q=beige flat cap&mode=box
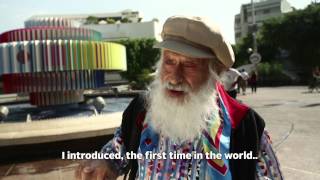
[154,16,235,68]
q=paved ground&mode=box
[238,86,320,180]
[0,86,319,179]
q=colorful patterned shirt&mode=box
[101,95,283,179]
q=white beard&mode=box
[147,76,220,143]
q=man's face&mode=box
[160,50,210,102]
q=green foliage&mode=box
[131,69,154,89]
[233,36,253,67]
[234,21,279,67]
[85,16,99,25]
[121,18,132,23]
[116,39,160,89]
[259,3,320,69]
[106,18,116,24]
[235,3,320,72]
[258,62,283,76]
[257,62,291,86]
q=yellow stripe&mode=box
[101,43,106,69]
[91,41,96,69]
[210,115,221,141]
[203,144,225,167]
[97,42,101,69]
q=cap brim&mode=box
[154,39,215,58]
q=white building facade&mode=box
[82,20,161,41]
[25,9,161,41]
[234,0,293,44]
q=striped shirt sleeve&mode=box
[256,130,284,180]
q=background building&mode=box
[234,0,293,43]
[82,20,161,41]
[25,9,161,41]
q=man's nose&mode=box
[169,65,183,85]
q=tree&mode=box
[85,16,99,25]
[234,3,320,83]
[259,3,320,69]
[116,39,160,89]
[106,18,116,24]
[121,18,132,23]
[233,35,253,67]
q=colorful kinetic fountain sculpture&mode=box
[0,18,127,106]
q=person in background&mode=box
[75,15,283,180]
[249,71,258,93]
[309,66,320,93]
[220,68,241,99]
[237,70,249,95]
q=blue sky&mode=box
[0,0,312,44]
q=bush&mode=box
[121,18,132,23]
[116,39,160,89]
[106,18,116,24]
[257,62,292,86]
[258,62,284,76]
[85,16,99,25]
[129,69,154,90]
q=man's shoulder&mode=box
[217,83,265,131]
[217,83,249,128]
[121,92,148,156]
[127,92,148,111]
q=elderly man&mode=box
[76,16,282,180]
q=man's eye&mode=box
[165,59,176,65]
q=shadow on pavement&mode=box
[301,103,320,108]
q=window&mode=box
[235,18,241,24]
[263,9,270,14]
[235,32,241,38]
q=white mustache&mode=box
[164,82,191,92]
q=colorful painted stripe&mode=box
[0,27,102,43]
[24,18,75,28]
[0,40,126,74]
[1,70,105,94]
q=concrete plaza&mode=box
[0,86,319,179]
[238,86,320,180]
